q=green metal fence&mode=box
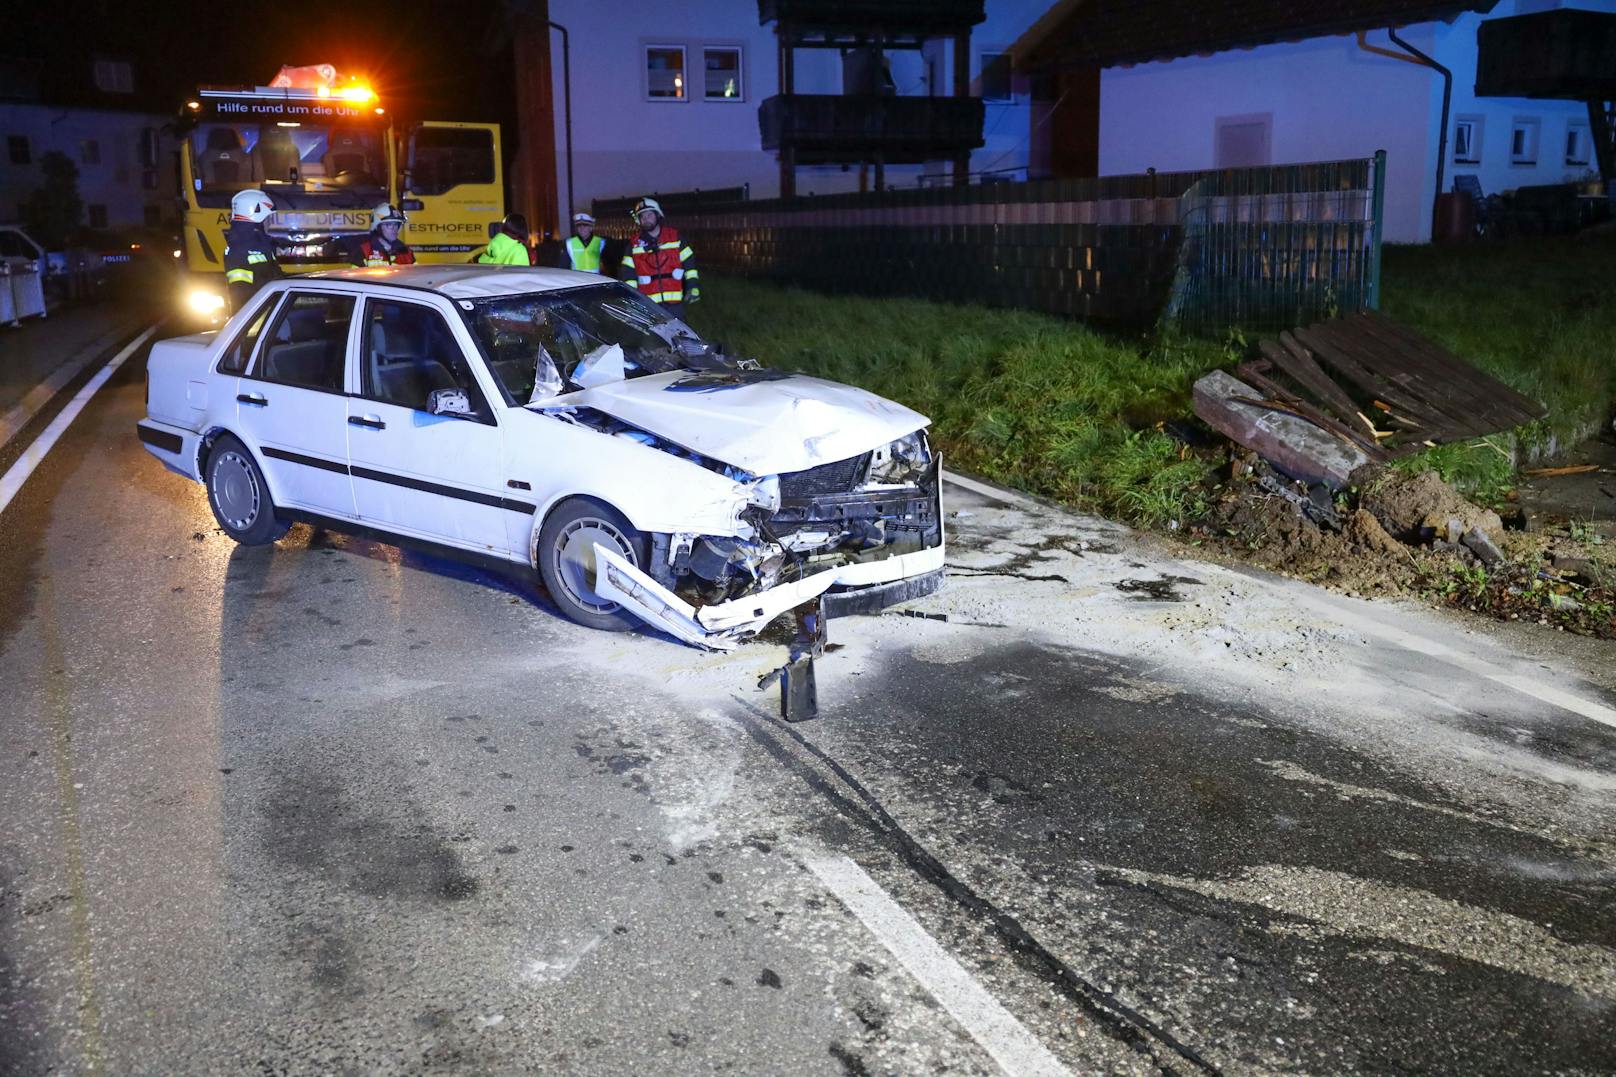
[596,155,1384,334]
[1164,152,1386,335]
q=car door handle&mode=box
[348,415,386,430]
[237,392,267,407]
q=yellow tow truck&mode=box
[175,65,505,322]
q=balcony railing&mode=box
[758,0,984,34]
[758,95,985,163]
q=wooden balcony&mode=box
[1476,9,1616,100]
[758,94,984,164]
[758,0,984,39]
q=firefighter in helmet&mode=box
[223,188,282,312]
[619,197,698,314]
[347,202,416,267]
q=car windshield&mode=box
[465,284,731,406]
[190,122,385,192]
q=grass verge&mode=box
[686,234,1616,526]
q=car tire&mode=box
[204,434,290,545]
[537,497,651,633]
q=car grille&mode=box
[778,453,869,499]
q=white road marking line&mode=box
[0,321,139,448]
[941,468,1040,510]
[1485,674,1616,731]
[806,854,1072,1077]
[940,471,1616,731]
[1187,562,1616,731]
[0,323,160,519]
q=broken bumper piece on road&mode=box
[593,543,947,650]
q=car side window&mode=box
[216,294,279,375]
[360,299,490,418]
[250,292,355,393]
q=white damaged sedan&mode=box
[138,266,943,648]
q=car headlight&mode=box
[867,431,930,484]
[187,289,226,316]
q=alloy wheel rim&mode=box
[554,517,633,615]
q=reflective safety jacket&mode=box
[477,231,531,266]
[223,222,283,312]
[349,233,416,267]
[564,234,605,273]
[620,224,699,305]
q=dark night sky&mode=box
[4,0,517,126]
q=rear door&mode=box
[401,122,504,263]
[234,289,358,519]
[346,295,517,556]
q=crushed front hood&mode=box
[552,369,929,475]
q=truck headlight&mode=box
[187,289,226,317]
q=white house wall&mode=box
[1431,1,1615,208]
[0,104,177,230]
[546,0,1053,210]
[1097,0,1616,244]
[1097,28,1443,243]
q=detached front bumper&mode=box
[594,464,946,650]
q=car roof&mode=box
[302,264,613,300]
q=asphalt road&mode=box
[1,312,1613,1075]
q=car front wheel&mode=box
[537,497,650,632]
[205,434,290,545]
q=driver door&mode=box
[346,296,516,557]
[401,122,504,263]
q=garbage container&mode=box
[0,263,15,325]
[10,262,47,319]
[1433,192,1474,243]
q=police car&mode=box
[137,266,943,648]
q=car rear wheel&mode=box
[537,497,649,632]
[205,434,289,545]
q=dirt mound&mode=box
[1359,468,1503,544]
[1193,457,1614,638]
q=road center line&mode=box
[806,854,1072,1077]
[0,323,160,519]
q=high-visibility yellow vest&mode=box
[565,234,604,272]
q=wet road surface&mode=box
[1,319,1613,1074]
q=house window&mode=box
[645,45,687,101]
[1510,118,1540,165]
[980,51,1012,102]
[92,60,133,94]
[80,139,100,165]
[7,135,28,164]
[703,47,742,100]
[1453,116,1483,164]
[88,204,108,228]
[1214,114,1272,169]
[1565,122,1591,166]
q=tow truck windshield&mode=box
[190,122,384,207]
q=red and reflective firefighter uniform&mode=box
[620,225,699,308]
[348,234,416,267]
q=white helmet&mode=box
[572,211,595,226]
[372,202,407,227]
[231,188,275,223]
[631,197,663,222]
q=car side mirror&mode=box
[427,388,476,418]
